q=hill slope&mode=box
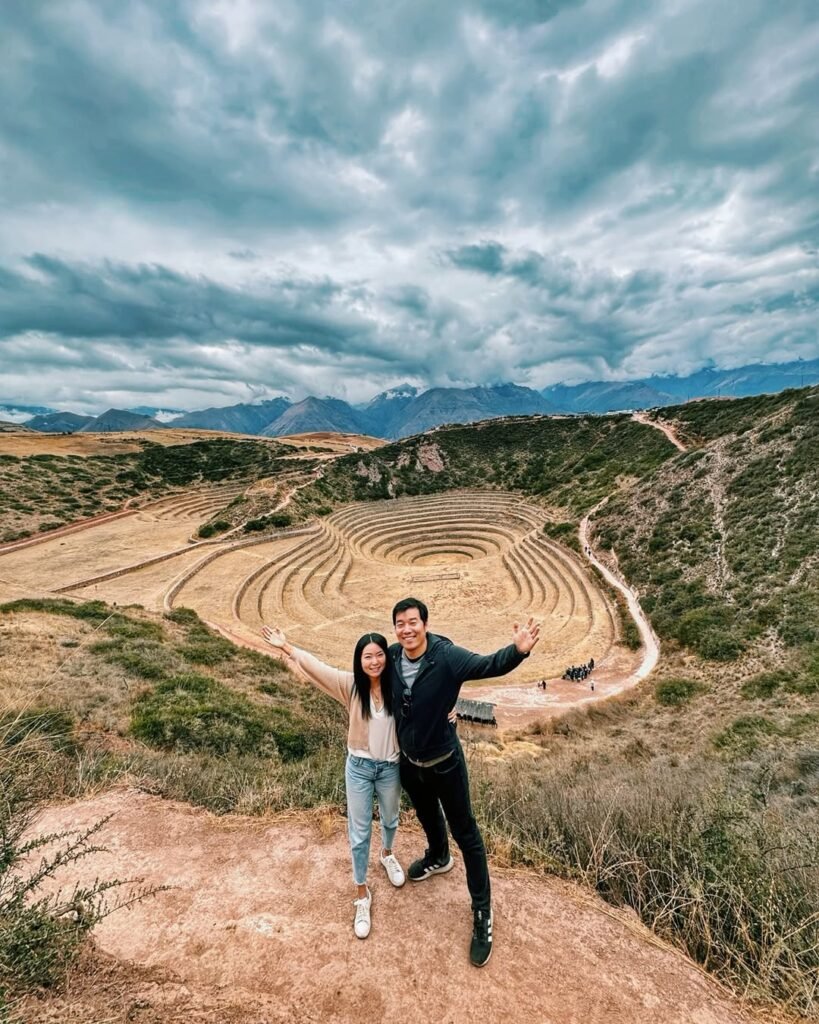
[592,387,819,662]
[293,412,676,517]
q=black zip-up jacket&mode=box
[389,633,527,762]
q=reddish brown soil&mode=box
[22,789,766,1024]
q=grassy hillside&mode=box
[0,438,294,542]
[0,599,345,808]
[293,413,676,518]
[594,387,819,665]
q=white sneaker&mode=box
[353,888,372,939]
[380,852,406,887]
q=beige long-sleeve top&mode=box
[284,646,398,760]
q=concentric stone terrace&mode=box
[172,491,621,683]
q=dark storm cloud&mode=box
[1,0,818,409]
[0,255,367,351]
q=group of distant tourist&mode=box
[262,599,540,967]
[563,658,594,681]
[535,656,597,692]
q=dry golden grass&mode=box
[0,428,281,458]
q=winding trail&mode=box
[579,498,660,688]
[632,411,687,452]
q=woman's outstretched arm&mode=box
[261,624,353,706]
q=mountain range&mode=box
[9,357,819,440]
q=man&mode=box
[389,597,540,967]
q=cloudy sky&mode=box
[2,0,818,413]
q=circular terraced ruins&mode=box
[168,490,640,717]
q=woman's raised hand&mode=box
[262,625,288,648]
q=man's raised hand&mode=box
[512,617,541,654]
[262,625,287,649]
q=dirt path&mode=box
[26,789,762,1024]
[578,498,660,689]
[632,411,687,452]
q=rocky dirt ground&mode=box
[20,789,767,1024]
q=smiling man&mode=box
[389,597,540,967]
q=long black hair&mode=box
[352,633,394,719]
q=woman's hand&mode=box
[262,625,288,651]
[448,708,458,725]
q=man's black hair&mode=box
[392,597,429,624]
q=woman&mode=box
[261,625,406,940]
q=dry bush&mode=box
[470,751,819,1017]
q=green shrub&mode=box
[90,639,174,681]
[697,628,744,661]
[130,673,311,760]
[713,715,780,756]
[741,670,792,700]
[165,606,200,626]
[196,520,231,539]
[655,678,702,706]
[0,725,162,994]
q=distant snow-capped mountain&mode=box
[16,358,819,440]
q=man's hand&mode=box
[512,617,541,654]
[262,625,288,649]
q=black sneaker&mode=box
[407,852,455,881]
[470,908,493,967]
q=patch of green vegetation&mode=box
[196,519,231,538]
[713,715,780,756]
[655,678,702,706]
[0,598,112,623]
[542,520,580,551]
[243,511,293,533]
[178,629,236,666]
[91,639,175,681]
[130,672,313,760]
[741,669,793,700]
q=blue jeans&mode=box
[345,754,401,886]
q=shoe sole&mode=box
[409,858,455,882]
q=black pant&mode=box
[400,738,490,912]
